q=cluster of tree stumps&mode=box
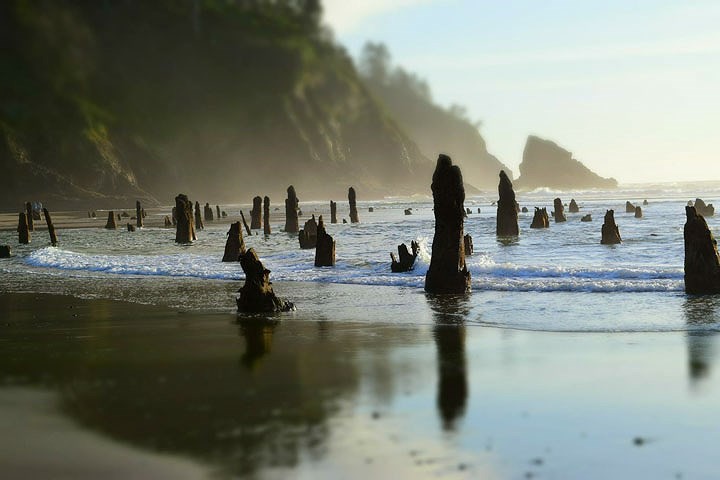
[391,241,419,272]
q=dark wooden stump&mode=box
[263,196,271,235]
[171,207,177,226]
[204,202,214,222]
[216,205,221,219]
[601,209,622,244]
[530,207,549,228]
[569,199,579,213]
[127,223,136,232]
[0,245,10,258]
[175,194,196,243]
[298,215,318,249]
[330,200,337,224]
[625,201,635,213]
[222,222,246,262]
[25,202,34,231]
[425,154,471,294]
[136,201,143,228]
[251,196,262,229]
[684,206,720,293]
[464,234,473,256]
[404,208,412,215]
[105,211,117,230]
[43,208,58,246]
[284,186,299,233]
[349,187,359,223]
[496,170,519,236]
[635,206,643,218]
[194,201,204,230]
[18,212,30,244]
[315,216,335,267]
[164,216,172,228]
[391,240,419,272]
[240,211,252,236]
[695,198,715,217]
[553,198,566,223]
[237,248,294,312]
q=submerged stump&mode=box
[105,211,117,230]
[222,222,246,262]
[175,194,196,243]
[315,216,335,267]
[601,209,622,245]
[284,186,299,233]
[424,154,471,294]
[581,214,592,222]
[391,241,419,273]
[553,198,566,223]
[349,187,359,223]
[684,206,720,293]
[298,215,318,249]
[569,199,579,213]
[496,170,519,236]
[530,207,550,228]
[18,212,30,244]
[237,248,294,312]
[263,196,271,235]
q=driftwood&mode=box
[284,186,299,233]
[349,187,359,223]
[175,194,196,243]
[298,215,318,249]
[136,201,143,228]
[194,201,204,230]
[391,241,419,272]
[263,196,271,235]
[237,248,294,312]
[314,216,335,267]
[222,222,246,262]
[496,170,518,236]
[251,196,262,229]
[18,212,30,244]
[601,210,622,245]
[330,200,337,224]
[240,211,252,236]
[43,208,57,246]
[553,198,566,223]
[105,211,117,230]
[425,154,471,294]
[684,206,720,293]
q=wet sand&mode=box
[1,292,719,479]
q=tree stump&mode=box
[404,208,413,215]
[684,206,720,293]
[216,205,221,219]
[530,207,549,228]
[349,187,359,223]
[0,245,10,258]
[18,212,30,244]
[553,198,566,223]
[25,202,34,231]
[43,208,58,246]
[496,170,519,236]
[284,186,299,233]
[222,221,246,262]
[175,194,196,243]
[464,234,473,256]
[635,206,643,218]
[391,241,419,272]
[194,201,204,230]
[171,207,177,226]
[330,200,337,224]
[127,223,136,232]
[425,154,471,294]
[164,216,172,228]
[298,215,318,249]
[695,198,715,217]
[601,209,622,244]
[136,201,143,228]
[237,248,294,312]
[263,196,271,235]
[569,199,579,213]
[105,211,117,230]
[251,196,262,229]
[204,202,214,222]
[240,211,252,236]
[581,214,592,222]
[315,216,335,267]
[625,201,635,213]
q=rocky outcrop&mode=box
[390,241,419,273]
[600,210,621,245]
[236,249,294,313]
[569,199,579,213]
[136,201,143,228]
[626,201,635,213]
[349,187,359,223]
[496,170,518,236]
[684,206,720,294]
[174,194,196,243]
[635,206,643,218]
[330,201,337,224]
[553,198,566,223]
[314,216,335,267]
[251,196,262,229]
[105,211,117,230]
[18,212,30,243]
[194,201,204,230]
[530,207,550,228]
[581,214,592,222]
[222,222,246,262]
[425,155,471,294]
[516,135,618,189]
[284,186,299,233]
[298,215,318,249]
[694,198,715,217]
[204,202,214,222]
[263,196,271,235]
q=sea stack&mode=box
[25,202,34,231]
[684,206,720,294]
[105,211,117,230]
[204,202,214,222]
[600,210,622,245]
[424,154,471,294]
[553,198,566,223]
[175,194,196,243]
[298,215,318,249]
[496,170,519,236]
[330,201,337,224]
[349,187,359,223]
[134,201,142,228]
[251,196,262,229]
[390,241,419,273]
[194,201,204,230]
[237,249,294,312]
[222,222,246,262]
[18,212,30,244]
[263,196,271,235]
[569,199,579,213]
[635,206,643,218]
[314,216,335,267]
[284,186,299,233]
[43,208,58,246]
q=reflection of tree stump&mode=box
[222,222,246,262]
[434,324,467,431]
[348,187,359,223]
[237,249,294,312]
[601,209,622,245]
[315,216,335,267]
[18,212,30,244]
[238,319,278,369]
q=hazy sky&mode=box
[323,0,720,184]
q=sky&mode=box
[322,0,720,184]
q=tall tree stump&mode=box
[349,187,359,223]
[175,194,196,243]
[315,216,335,267]
[222,222,246,262]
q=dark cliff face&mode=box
[0,1,432,209]
[516,135,618,190]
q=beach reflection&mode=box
[683,296,720,386]
[237,318,278,369]
[427,294,470,432]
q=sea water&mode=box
[2,182,720,332]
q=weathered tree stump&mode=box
[643,199,649,206]
[404,208,413,215]
[553,198,566,223]
[530,207,549,228]
[222,221,246,262]
[263,196,271,235]
[127,223,136,232]
[142,208,146,219]
[87,211,91,218]
[0,245,10,258]
[298,215,318,249]
[601,209,622,244]
[216,205,221,219]
[284,186,299,233]
[315,216,335,267]
[237,248,294,312]
[250,196,262,229]
[171,207,177,226]
[425,154,471,294]
[222,211,227,218]
[91,211,97,218]
[175,194,196,243]
[349,187,359,223]
[391,240,419,272]
[136,200,143,228]
[521,206,528,213]
[240,210,252,236]
[204,202,214,222]
[330,200,337,224]
[164,216,172,228]
[18,212,30,244]
[684,206,720,293]
[635,206,643,218]
[569,199,580,213]
[368,207,374,212]
[43,208,57,246]
[105,211,117,230]
[496,170,519,236]
[625,201,635,213]
[581,214,592,222]
[464,234,473,256]
[342,219,347,224]
[694,198,715,217]
[194,201,204,230]
[466,207,472,215]
[478,207,482,214]
[25,202,34,231]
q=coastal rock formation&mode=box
[569,199,579,213]
[349,187,359,223]
[581,214,592,222]
[0,245,10,258]
[105,211,117,230]
[204,202,214,222]
[516,136,618,189]
[25,202,34,231]
[251,196,262,229]
[425,155,471,294]
[626,201,635,213]
[263,196,271,235]
[530,207,550,228]
[496,170,519,236]
[222,222,246,262]
[237,249,294,313]
[635,206,643,218]
[553,198,566,223]
[330,201,337,224]
[464,234,473,256]
[601,210,622,245]
[284,186,299,233]
[18,212,30,244]
[684,206,720,294]
[194,202,204,230]
[136,201,143,228]
[298,215,318,249]
[174,194,196,243]
[390,241,419,273]
[694,198,715,217]
[314,216,335,267]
